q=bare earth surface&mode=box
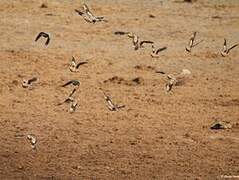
[0,0,239,179]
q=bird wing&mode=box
[140,40,154,47]
[28,77,38,83]
[103,92,115,107]
[83,3,95,17]
[117,105,125,109]
[57,98,70,106]
[191,39,203,48]
[75,9,84,15]
[155,71,166,74]
[189,32,196,47]
[192,32,196,42]
[156,46,167,54]
[223,38,227,51]
[62,81,73,87]
[114,31,128,35]
[83,3,90,13]
[45,36,50,45]
[83,15,95,23]
[106,98,116,111]
[96,16,104,20]
[228,44,238,52]
[69,88,76,97]
[76,61,88,68]
[71,56,76,64]
[35,32,43,42]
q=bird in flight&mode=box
[27,134,37,150]
[70,100,78,113]
[62,80,80,87]
[151,44,167,58]
[165,75,178,92]
[164,69,191,92]
[103,92,125,111]
[22,77,38,88]
[69,56,88,72]
[221,39,238,57]
[35,32,50,46]
[75,3,106,23]
[57,88,76,105]
[185,32,203,52]
[127,32,153,50]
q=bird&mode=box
[62,80,80,87]
[35,32,50,45]
[22,77,38,88]
[127,32,153,50]
[127,32,139,50]
[70,100,78,113]
[27,134,37,150]
[185,32,196,52]
[165,75,178,92]
[57,88,76,105]
[83,3,106,22]
[151,44,167,58]
[103,92,125,111]
[103,92,117,111]
[221,39,238,57]
[69,56,88,72]
[75,3,106,23]
[185,32,203,52]
[75,9,95,23]
[164,69,191,92]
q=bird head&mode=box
[127,32,134,38]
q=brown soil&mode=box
[0,0,239,179]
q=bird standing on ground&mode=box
[35,32,50,45]
[221,38,238,57]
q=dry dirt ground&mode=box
[0,0,239,179]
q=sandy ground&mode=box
[0,0,239,179]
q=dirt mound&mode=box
[103,76,144,86]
